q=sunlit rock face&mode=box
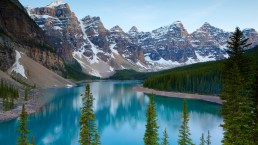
[27,2,147,77]
[27,2,91,63]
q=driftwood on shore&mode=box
[133,85,222,104]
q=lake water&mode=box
[0,81,223,145]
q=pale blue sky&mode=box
[19,0,258,33]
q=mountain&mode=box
[25,1,258,78]
[243,28,258,46]
[129,21,195,70]
[129,21,258,70]
[0,0,73,87]
[1,0,50,71]
[143,45,258,94]
[26,1,87,62]
[27,3,147,77]
[189,22,230,61]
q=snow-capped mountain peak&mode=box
[47,1,65,8]
[129,26,139,33]
[151,20,189,39]
[198,22,226,34]
[110,25,124,33]
[203,22,211,26]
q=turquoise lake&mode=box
[0,81,223,145]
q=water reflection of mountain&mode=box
[91,82,222,137]
[0,81,223,145]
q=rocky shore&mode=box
[133,85,222,104]
[0,89,43,122]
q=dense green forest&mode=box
[0,79,19,110]
[143,46,258,95]
[107,69,155,80]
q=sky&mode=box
[19,0,258,33]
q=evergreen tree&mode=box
[221,62,255,144]
[206,131,211,145]
[144,95,159,145]
[226,27,255,88]
[24,88,28,101]
[161,128,169,145]
[79,84,100,145]
[200,133,205,145]
[0,79,19,111]
[221,27,256,145]
[178,99,193,145]
[226,27,251,58]
[17,104,29,145]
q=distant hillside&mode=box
[143,46,258,95]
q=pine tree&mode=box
[206,130,211,145]
[24,88,28,101]
[178,99,193,145]
[144,95,159,145]
[226,27,255,89]
[161,128,169,145]
[221,27,256,145]
[226,27,251,59]
[79,84,100,145]
[221,62,255,144]
[200,133,205,145]
[17,104,29,145]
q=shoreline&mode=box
[133,85,223,104]
[0,89,43,122]
[0,81,222,122]
[0,80,139,122]
[0,83,77,122]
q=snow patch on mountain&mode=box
[80,20,101,64]
[72,51,102,78]
[195,51,216,62]
[184,57,197,65]
[11,51,27,79]
[144,55,181,71]
[136,61,148,70]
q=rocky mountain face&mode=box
[128,21,196,69]
[189,22,230,61]
[0,0,64,73]
[128,21,258,70]
[27,2,146,77]
[26,1,258,77]
[243,28,258,46]
[27,2,87,63]
[80,15,145,64]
